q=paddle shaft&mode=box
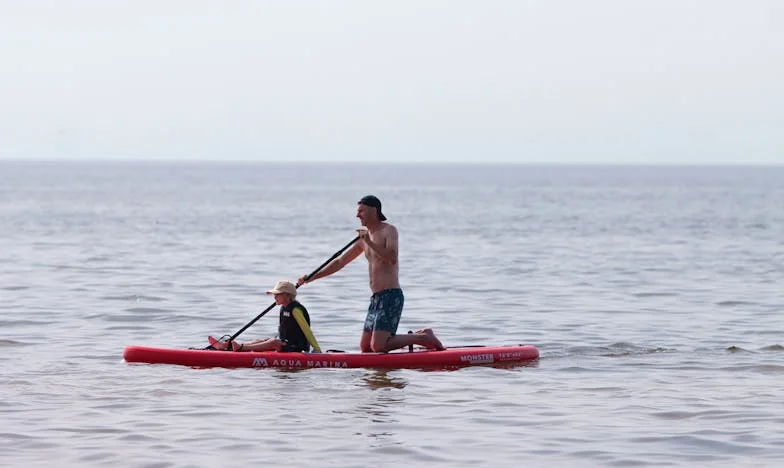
[225,236,359,342]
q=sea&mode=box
[1,161,782,467]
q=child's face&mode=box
[274,293,291,305]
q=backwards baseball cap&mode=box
[266,280,297,297]
[358,195,387,221]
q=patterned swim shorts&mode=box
[363,288,404,334]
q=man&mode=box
[298,195,444,353]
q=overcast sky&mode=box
[1,1,782,164]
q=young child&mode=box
[209,280,321,353]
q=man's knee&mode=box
[370,336,390,352]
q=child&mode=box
[209,280,321,353]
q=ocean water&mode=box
[1,161,782,467]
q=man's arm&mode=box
[301,243,364,284]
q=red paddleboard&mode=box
[123,344,539,369]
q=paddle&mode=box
[206,236,359,350]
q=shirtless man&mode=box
[298,195,444,353]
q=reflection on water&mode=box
[355,370,407,424]
[489,360,540,371]
[322,370,409,447]
[360,370,407,390]
[267,368,306,379]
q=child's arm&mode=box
[292,307,321,353]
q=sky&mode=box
[1,1,782,164]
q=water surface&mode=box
[1,162,782,467]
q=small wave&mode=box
[629,434,766,456]
[101,295,167,302]
[760,344,784,351]
[653,411,698,420]
[107,325,157,331]
[0,320,51,327]
[716,300,758,307]
[84,255,112,263]
[727,345,784,353]
[0,432,36,441]
[124,307,171,314]
[564,342,676,358]
[0,339,23,346]
[602,346,675,357]
[724,364,784,373]
[631,291,678,298]
[94,313,166,323]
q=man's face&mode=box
[356,203,374,226]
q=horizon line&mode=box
[0,159,783,167]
